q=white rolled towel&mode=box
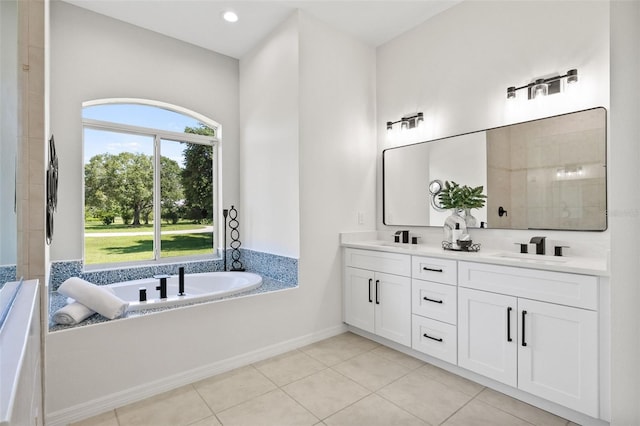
[52,302,95,325]
[53,287,117,325]
[57,277,128,320]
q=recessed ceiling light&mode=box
[222,10,238,23]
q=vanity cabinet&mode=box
[411,256,458,364]
[457,261,599,417]
[344,249,411,346]
[342,245,604,420]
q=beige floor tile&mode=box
[116,385,212,426]
[300,332,379,366]
[371,345,425,370]
[442,399,533,426]
[417,363,485,396]
[378,372,474,425]
[254,349,326,386]
[476,388,569,426]
[217,389,318,426]
[193,365,277,412]
[283,369,370,419]
[187,416,222,426]
[567,422,580,426]
[70,410,119,426]
[324,394,427,426]
[333,351,411,391]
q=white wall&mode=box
[297,8,377,331]
[609,1,640,424]
[49,2,240,261]
[46,10,376,422]
[0,0,18,265]
[240,13,300,257]
[376,1,610,258]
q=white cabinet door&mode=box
[374,272,411,346]
[518,298,598,417]
[344,267,375,334]
[458,287,517,387]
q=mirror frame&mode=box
[382,107,607,231]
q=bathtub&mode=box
[108,272,262,311]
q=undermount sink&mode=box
[492,252,568,263]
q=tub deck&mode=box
[48,275,297,332]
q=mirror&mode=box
[0,0,19,285]
[383,107,607,231]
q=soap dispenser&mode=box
[452,223,462,249]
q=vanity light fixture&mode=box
[507,69,578,100]
[387,112,423,133]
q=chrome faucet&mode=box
[529,236,546,255]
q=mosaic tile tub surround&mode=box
[0,265,17,288]
[49,249,298,330]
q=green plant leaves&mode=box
[437,181,486,210]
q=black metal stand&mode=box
[228,205,245,271]
[222,209,229,271]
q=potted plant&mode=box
[438,181,487,228]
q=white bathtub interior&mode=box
[109,271,263,311]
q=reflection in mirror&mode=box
[383,108,607,231]
[0,0,18,286]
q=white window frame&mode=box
[82,117,220,269]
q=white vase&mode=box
[443,209,467,245]
[464,208,478,228]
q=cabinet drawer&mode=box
[458,261,598,310]
[412,280,457,324]
[412,315,457,364]
[412,256,457,285]
[344,248,410,276]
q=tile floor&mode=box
[71,332,578,426]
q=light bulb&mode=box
[222,11,238,23]
[532,79,548,99]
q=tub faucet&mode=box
[153,274,170,299]
[178,267,185,296]
[529,236,546,255]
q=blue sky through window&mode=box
[83,104,209,167]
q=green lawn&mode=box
[84,232,214,265]
[84,218,213,264]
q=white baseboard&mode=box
[45,324,347,426]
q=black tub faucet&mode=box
[530,236,546,255]
[178,267,185,296]
[153,274,170,299]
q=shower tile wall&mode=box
[487,109,606,230]
[17,0,46,286]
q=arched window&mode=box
[82,100,219,266]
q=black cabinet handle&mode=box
[423,267,443,273]
[423,333,443,342]
[507,307,512,342]
[522,310,527,347]
[375,280,380,305]
[423,296,443,304]
[368,278,372,303]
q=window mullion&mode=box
[154,135,162,260]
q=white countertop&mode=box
[342,240,609,276]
